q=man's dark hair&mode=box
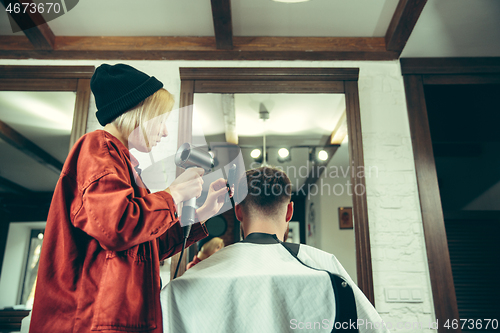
[237,166,292,216]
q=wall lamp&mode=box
[309,147,330,164]
[250,148,267,164]
[277,148,291,163]
[246,145,335,164]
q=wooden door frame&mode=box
[0,65,95,278]
[171,67,375,305]
[400,57,500,333]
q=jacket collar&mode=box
[102,130,141,174]
[241,233,280,244]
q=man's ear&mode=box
[285,201,294,222]
[235,204,243,222]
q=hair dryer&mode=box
[173,143,214,278]
[174,142,214,229]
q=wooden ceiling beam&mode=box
[0,36,398,60]
[0,175,32,195]
[330,111,347,145]
[210,0,233,50]
[0,120,63,174]
[0,0,55,50]
[385,0,428,54]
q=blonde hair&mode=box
[200,237,224,255]
[112,88,175,139]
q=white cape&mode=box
[161,235,389,333]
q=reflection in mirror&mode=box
[192,93,358,284]
[19,229,44,307]
[0,91,76,192]
[0,91,76,309]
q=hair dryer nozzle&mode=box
[175,143,214,172]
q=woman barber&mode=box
[29,64,227,333]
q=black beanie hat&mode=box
[91,64,163,126]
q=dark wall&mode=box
[425,84,500,327]
[0,192,52,279]
[0,219,9,278]
[425,84,500,211]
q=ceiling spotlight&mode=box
[278,148,289,158]
[277,148,291,163]
[318,150,328,161]
[251,149,261,159]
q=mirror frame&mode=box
[172,67,375,305]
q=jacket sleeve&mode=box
[75,172,180,252]
[158,220,208,261]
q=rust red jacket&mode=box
[29,130,207,333]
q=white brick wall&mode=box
[358,63,435,332]
[0,59,435,331]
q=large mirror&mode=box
[0,90,76,309]
[174,68,374,302]
[193,93,357,282]
[0,66,93,313]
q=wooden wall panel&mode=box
[70,79,91,148]
[344,80,374,305]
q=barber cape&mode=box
[161,233,389,333]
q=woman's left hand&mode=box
[196,178,229,223]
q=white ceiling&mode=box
[0,0,215,36]
[193,93,347,189]
[402,0,500,57]
[0,9,21,35]
[0,0,399,37]
[231,0,400,37]
[194,93,345,138]
[0,91,75,192]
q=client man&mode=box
[161,167,389,333]
[186,237,224,269]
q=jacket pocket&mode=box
[91,244,156,331]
